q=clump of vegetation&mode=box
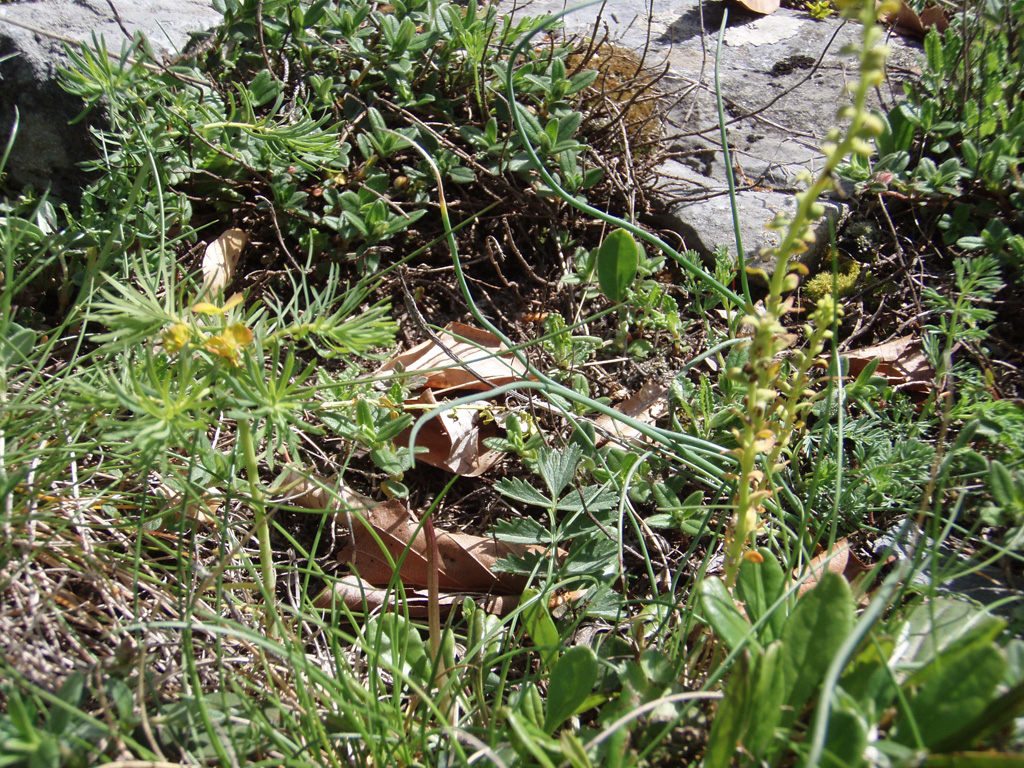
[802,253,861,300]
[839,0,1024,275]
[1,0,1023,765]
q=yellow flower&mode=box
[161,323,191,354]
[204,323,254,366]
[191,292,244,316]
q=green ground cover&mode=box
[1,0,1022,765]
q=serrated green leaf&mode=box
[536,443,581,500]
[596,228,639,303]
[495,477,553,508]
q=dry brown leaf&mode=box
[729,0,780,14]
[376,322,529,391]
[201,228,247,296]
[153,482,221,529]
[796,538,872,599]
[844,335,934,395]
[313,575,519,616]
[338,499,543,593]
[881,1,949,38]
[272,468,375,514]
[376,322,531,475]
[593,380,670,448]
[400,388,503,477]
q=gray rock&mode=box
[504,0,922,273]
[874,521,1023,614]
[653,161,847,275]
[0,0,223,202]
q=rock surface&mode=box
[0,0,922,272]
[0,0,223,201]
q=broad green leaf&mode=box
[840,640,898,716]
[516,682,546,729]
[933,678,1024,754]
[892,598,1004,672]
[924,753,1024,768]
[894,640,1005,750]
[558,731,594,768]
[521,588,560,669]
[544,646,598,733]
[506,708,559,768]
[780,573,855,723]
[817,704,868,768]
[988,461,1017,507]
[596,228,639,303]
[736,548,788,644]
[704,651,754,768]
[367,614,431,685]
[699,576,756,653]
[745,642,787,756]
[369,446,408,476]
[0,322,36,367]
[45,672,84,735]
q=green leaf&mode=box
[0,322,36,367]
[558,731,594,768]
[704,651,753,768]
[699,576,756,653]
[6,688,38,739]
[28,735,59,768]
[596,228,639,303]
[516,682,546,729]
[745,642,787,756]
[988,460,1018,507]
[779,573,854,724]
[248,68,282,107]
[367,614,431,685]
[495,477,554,509]
[736,548,788,644]
[894,640,1006,750]
[893,598,1004,671]
[506,708,559,768]
[544,646,598,733]
[521,588,561,669]
[44,672,84,735]
[536,443,581,500]
[816,704,868,768]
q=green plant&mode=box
[839,0,1024,273]
[802,254,861,301]
[981,460,1024,549]
[806,0,836,19]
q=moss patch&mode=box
[803,256,861,301]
